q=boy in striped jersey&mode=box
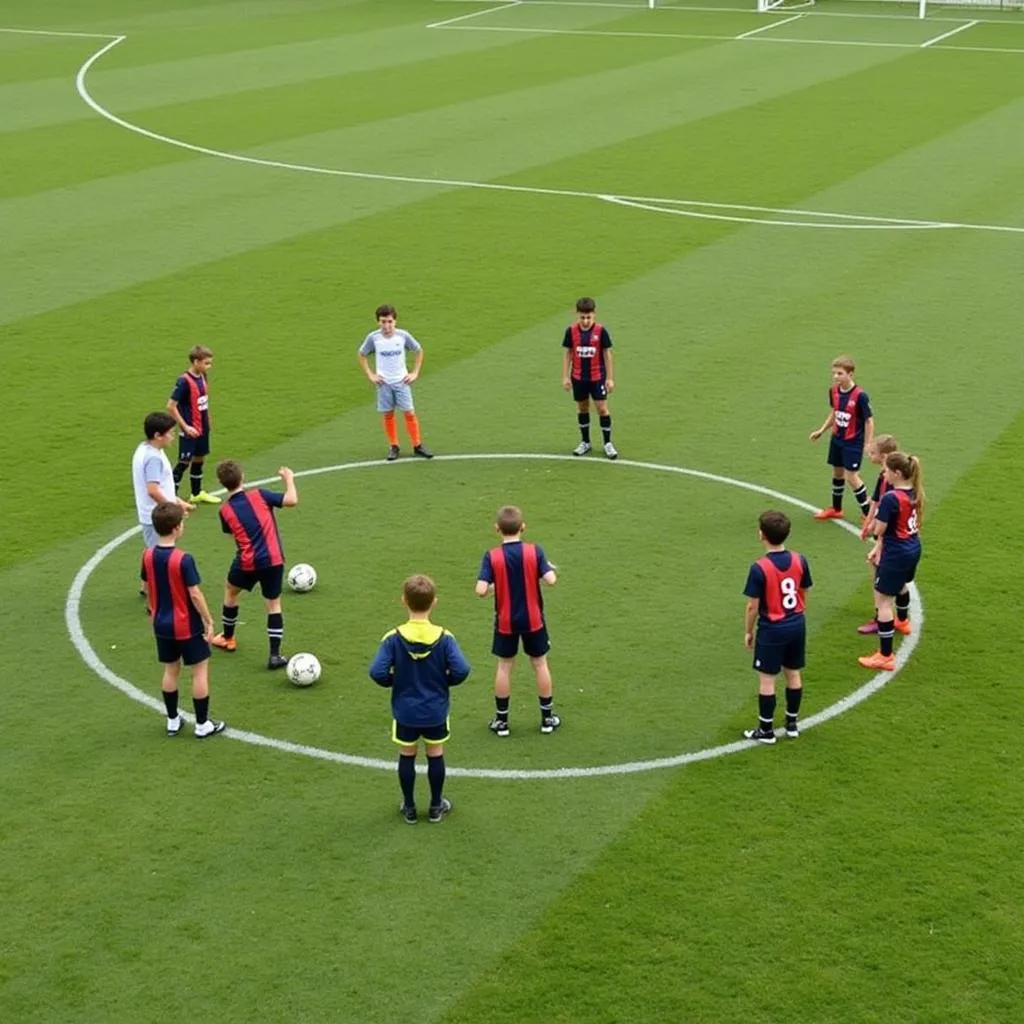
[167,345,220,504]
[211,460,298,669]
[562,297,618,459]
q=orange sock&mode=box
[404,412,421,447]
[383,412,398,446]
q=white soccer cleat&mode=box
[572,441,591,457]
[603,442,619,460]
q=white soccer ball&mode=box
[287,652,321,687]
[287,563,317,593]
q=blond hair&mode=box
[885,452,925,524]
[831,355,855,374]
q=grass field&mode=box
[3,1,1024,1021]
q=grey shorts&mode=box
[377,381,414,413]
[141,522,159,547]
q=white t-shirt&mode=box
[132,441,175,524]
[358,329,422,385]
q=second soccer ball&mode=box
[287,563,317,593]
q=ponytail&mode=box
[885,451,925,524]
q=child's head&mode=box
[151,501,184,539]
[831,356,856,387]
[375,304,397,332]
[496,505,524,537]
[884,451,925,522]
[868,433,899,465]
[575,297,596,327]
[188,344,213,373]
[758,510,791,547]
[216,459,244,491]
[144,411,176,445]
[402,574,436,614]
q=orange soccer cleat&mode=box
[814,508,844,520]
[858,652,896,671]
[893,619,912,636]
[211,634,236,652]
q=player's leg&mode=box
[263,569,287,669]
[594,392,617,460]
[212,580,243,651]
[524,628,559,732]
[188,441,220,504]
[859,584,897,670]
[172,436,193,493]
[159,648,183,736]
[397,386,432,459]
[425,729,451,822]
[782,668,803,738]
[743,672,778,744]
[815,440,846,519]
[573,384,592,455]
[858,557,879,634]
[187,640,224,738]
[378,385,400,459]
[845,464,870,518]
[392,724,419,822]
[489,635,516,736]
[894,585,912,635]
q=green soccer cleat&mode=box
[191,491,222,505]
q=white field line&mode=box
[0,25,119,39]
[1,26,1020,235]
[426,0,522,29]
[433,0,1024,26]
[432,20,1024,56]
[66,454,925,780]
[735,12,805,39]
[921,18,978,46]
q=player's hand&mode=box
[744,631,754,649]
[605,379,615,394]
[278,466,294,481]
[368,373,384,386]
[859,520,873,541]
[867,545,881,566]
[809,429,822,442]
[402,371,418,384]
[183,424,200,438]
[202,620,215,643]
[178,499,195,515]
[562,377,571,391]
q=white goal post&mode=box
[746,0,1024,17]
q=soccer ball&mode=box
[287,563,317,593]
[287,652,321,687]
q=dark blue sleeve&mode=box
[535,545,552,576]
[600,327,612,349]
[170,375,187,403]
[259,488,286,508]
[478,551,493,583]
[871,474,883,503]
[800,555,813,591]
[368,638,394,687]
[444,635,471,686]
[181,553,201,587]
[858,390,872,420]
[743,564,764,600]
[876,492,897,527]
[561,328,572,349]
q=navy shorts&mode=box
[492,627,550,659]
[875,550,920,597]
[827,437,863,472]
[392,719,450,745]
[178,432,211,459]
[156,634,210,666]
[753,621,806,676]
[228,561,284,599]
[572,379,608,403]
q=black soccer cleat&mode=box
[743,726,777,746]
[489,716,510,738]
[267,653,289,670]
[400,803,418,825]
[413,444,434,459]
[428,797,452,823]
[540,715,561,735]
[784,720,800,739]
[387,445,400,461]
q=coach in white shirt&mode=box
[132,412,193,549]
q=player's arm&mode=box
[368,637,395,686]
[357,346,383,385]
[541,569,557,586]
[403,336,423,384]
[744,597,759,648]
[863,414,875,451]
[444,634,471,686]
[476,553,494,597]
[561,331,573,390]
[604,349,615,394]
[167,383,200,438]
[278,467,298,507]
[188,585,215,642]
[475,579,493,597]
[809,410,834,442]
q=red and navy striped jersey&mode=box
[478,541,553,635]
[141,545,204,639]
[876,488,920,554]
[871,471,894,504]
[219,488,286,570]
[743,550,812,625]
[170,371,210,435]
[829,386,871,443]
[562,323,612,382]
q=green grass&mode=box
[2,1,1023,1021]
